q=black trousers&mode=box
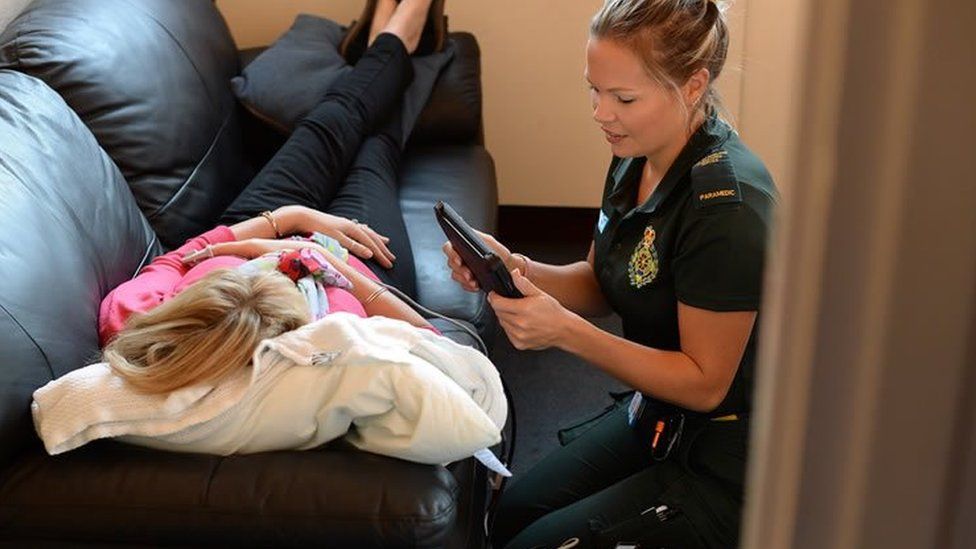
[221,33,417,296]
[491,404,748,549]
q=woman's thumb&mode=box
[511,269,540,296]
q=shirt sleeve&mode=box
[673,204,768,312]
[98,226,237,345]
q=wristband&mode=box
[260,210,282,239]
[363,286,388,305]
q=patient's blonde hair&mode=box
[104,269,309,394]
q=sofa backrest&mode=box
[236,30,488,183]
[0,69,162,466]
[409,32,485,148]
[0,0,248,248]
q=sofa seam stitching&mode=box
[120,0,217,112]
[201,456,223,505]
[0,302,55,381]
[131,234,159,276]
[146,112,232,221]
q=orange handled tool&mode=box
[651,420,666,450]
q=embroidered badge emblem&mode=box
[628,225,659,288]
[695,150,728,168]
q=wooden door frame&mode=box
[742,0,976,547]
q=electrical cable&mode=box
[379,283,487,354]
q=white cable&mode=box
[379,282,488,355]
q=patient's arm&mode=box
[227,205,396,269]
[321,249,433,330]
[191,239,433,331]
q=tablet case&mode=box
[435,201,523,298]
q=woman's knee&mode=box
[490,486,550,548]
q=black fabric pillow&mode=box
[232,14,455,141]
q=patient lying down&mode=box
[31,240,508,472]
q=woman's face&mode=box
[585,37,689,160]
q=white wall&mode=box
[737,0,804,206]
[0,0,31,33]
[216,0,756,207]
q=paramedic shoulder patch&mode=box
[691,150,741,209]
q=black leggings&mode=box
[221,33,417,296]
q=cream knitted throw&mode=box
[32,313,507,470]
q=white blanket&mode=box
[32,313,507,468]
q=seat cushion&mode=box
[399,145,498,334]
[0,0,248,248]
[0,70,160,466]
[0,442,461,548]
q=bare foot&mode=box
[368,0,398,46]
[380,0,433,53]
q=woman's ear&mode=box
[683,68,710,109]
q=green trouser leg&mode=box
[491,405,745,549]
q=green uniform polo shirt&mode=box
[592,116,777,416]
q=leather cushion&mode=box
[400,145,498,334]
[0,70,160,467]
[0,0,248,248]
[0,442,460,548]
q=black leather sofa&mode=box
[0,0,499,547]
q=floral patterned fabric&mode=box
[238,232,353,321]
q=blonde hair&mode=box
[104,269,309,394]
[591,0,731,119]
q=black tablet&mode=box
[435,201,523,298]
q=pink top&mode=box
[98,226,384,346]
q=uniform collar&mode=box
[608,116,733,216]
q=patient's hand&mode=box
[182,238,317,264]
[183,238,355,276]
[277,205,395,269]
